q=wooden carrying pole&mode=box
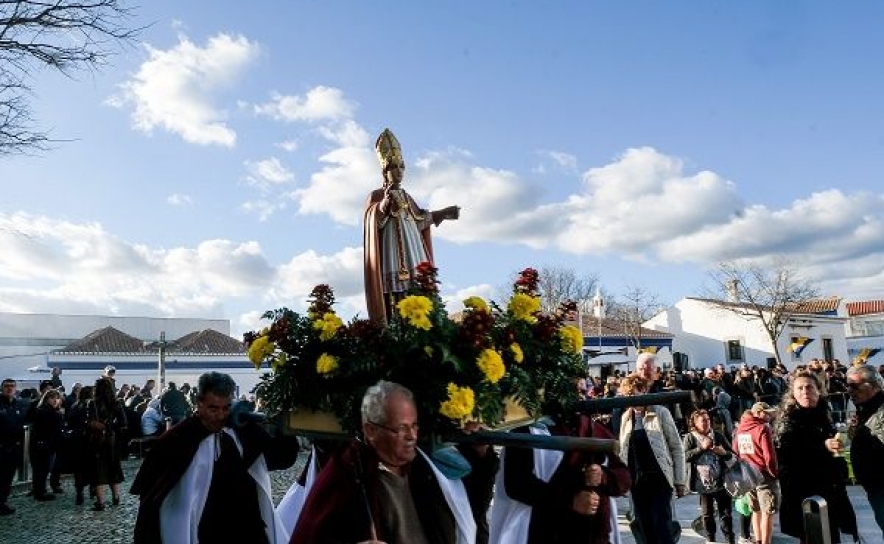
[444,430,619,454]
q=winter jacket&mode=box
[853,390,884,494]
[732,412,777,481]
[619,405,686,489]
[683,429,734,493]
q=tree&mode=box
[495,266,599,315]
[607,284,664,350]
[1,0,138,154]
[703,258,820,365]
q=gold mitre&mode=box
[375,128,403,170]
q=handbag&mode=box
[723,458,764,498]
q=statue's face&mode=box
[384,161,405,187]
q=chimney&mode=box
[726,280,739,303]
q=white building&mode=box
[0,312,265,395]
[844,300,884,367]
[644,297,849,371]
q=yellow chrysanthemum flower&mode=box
[316,353,339,375]
[463,296,488,312]
[272,352,288,372]
[397,295,433,330]
[476,348,506,384]
[559,325,584,353]
[248,335,276,369]
[510,342,524,363]
[313,312,344,341]
[508,293,540,322]
[439,383,475,420]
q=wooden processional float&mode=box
[250,390,692,456]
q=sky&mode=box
[2,1,884,339]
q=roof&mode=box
[685,296,842,316]
[846,300,884,317]
[54,327,245,355]
[786,296,841,314]
[577,316,673,339]
[157,329,246,354]
[58,326,145,353]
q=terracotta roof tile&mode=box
[168,329,246,354]
[56,326,145,353]
[577,316,673,339]
[846,300,884,317]
[687,296,842,316]
[55,327,245,355]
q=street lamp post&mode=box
[157,331,167,393]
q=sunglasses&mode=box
[846,382,867,390]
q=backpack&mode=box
[691,432,722,492]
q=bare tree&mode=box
[1,0,139,154]
[607,284,664,350]
[703,258,820,365]
[537,265,599,314]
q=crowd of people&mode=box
[0,366,259,515]
[1,356,883,544]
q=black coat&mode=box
[775,402,850,542]
[131,416,299,544]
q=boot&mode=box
[91,501,104,511]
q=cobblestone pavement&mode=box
[0,454,305,544]
[2,453,880,543]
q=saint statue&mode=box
[363,128,460,324]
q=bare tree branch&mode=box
[537,265,599,314]
[607,284,664,349]
[0,0,140,154]
[701,258,820,365]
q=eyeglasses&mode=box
[369,421,419,437]
[846,382,867,390]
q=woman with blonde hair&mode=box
[619,374,686,544]
[774,370,857,543]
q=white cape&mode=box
[488,425,620,544]
[158,427,287,544]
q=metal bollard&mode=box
[19,425,31,482]
[802,495,832,544]
[165,417,172,431]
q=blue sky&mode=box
[2,1,884,337]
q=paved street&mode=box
[1,453,880,543]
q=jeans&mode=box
[632,475,677,544]
[699,489,734,541]
[868,488,884,539]
[0,443,22,504]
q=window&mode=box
[822,337,834,363]
[867,320,884,336]
[726,339,744,362]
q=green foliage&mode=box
[245,266,587,437]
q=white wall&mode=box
[645,298,849,371]
[0,312,240,386]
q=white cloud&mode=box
[240,196,292,222]
[167,193,193,206]
[0,213,276,317]
[535,149,578,173]
[253,86,356,123]
[109,32,260,146]
[275,139,299,152]
[292,122,376,225]
[244,157,295,189]
[271,246,367,317]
